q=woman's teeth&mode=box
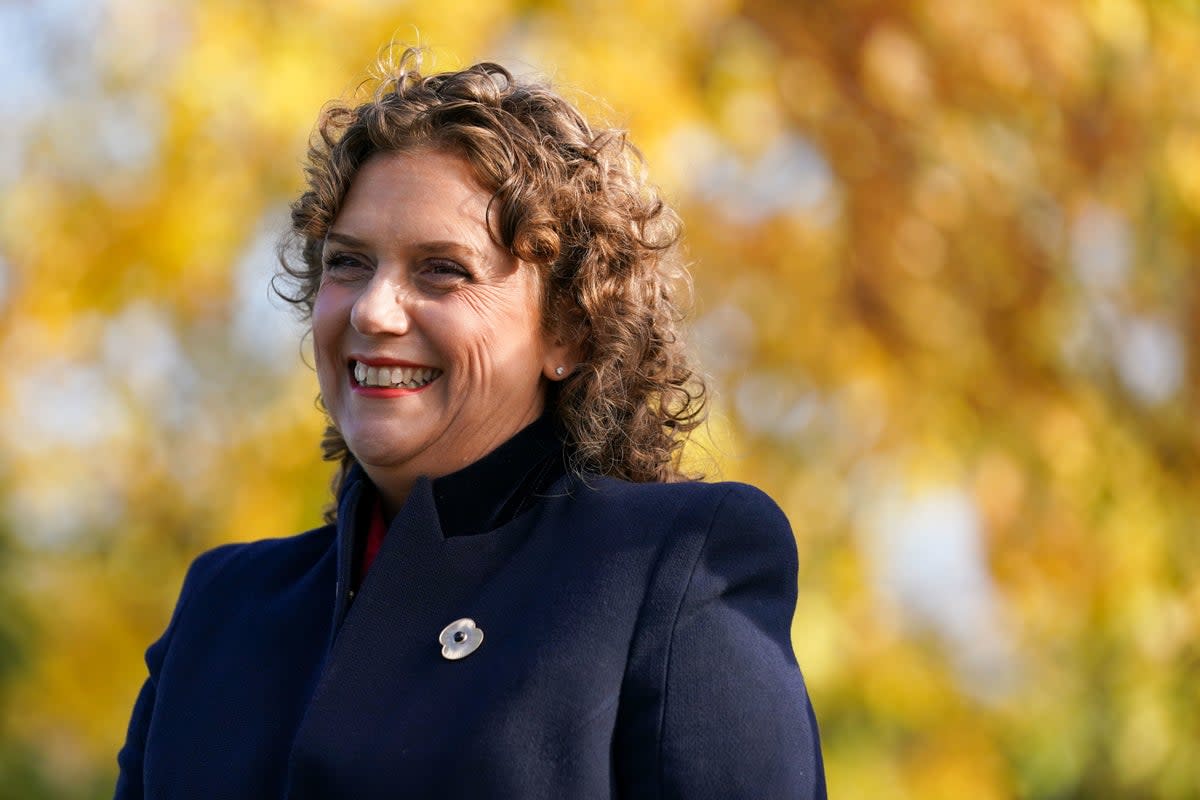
[354,362,441,389]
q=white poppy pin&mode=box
[439,618,484,660]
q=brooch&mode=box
[439,618,484,660]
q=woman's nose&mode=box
[350,275,412,336]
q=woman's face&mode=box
[312,148,567,504]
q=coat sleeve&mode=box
[113,546,236,799]
[624,483,827,799]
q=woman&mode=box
[115,51,826,799]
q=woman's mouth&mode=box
[351,360,442,389]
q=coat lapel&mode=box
[286,475,545,797]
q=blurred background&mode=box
[0,0,1197,797]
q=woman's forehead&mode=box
[332,150,494,243]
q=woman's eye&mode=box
[322,253,371,279]
[422,260,471,282]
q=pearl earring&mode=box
[554,366,565,376]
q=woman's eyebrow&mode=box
[324,232,481,260]
[324,230,368,248]
[410,240,483,259]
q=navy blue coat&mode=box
[115,454,826,798]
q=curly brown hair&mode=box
[275,49,706,508]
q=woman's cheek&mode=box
[311,290,346,388]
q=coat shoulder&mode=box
[570,476,791,538]
[573,474,776,503]
[180,525,336,600]
[561,476,797,579]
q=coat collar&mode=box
[336,413,566,540]
[328,416,568,644]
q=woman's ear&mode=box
[542,334,584,381]
[542,313,587,382]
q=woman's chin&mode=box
[344,434,427,474]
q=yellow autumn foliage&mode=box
[0,0,1197,797]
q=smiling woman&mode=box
[114,48,826,799]
[312,149,567,516]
